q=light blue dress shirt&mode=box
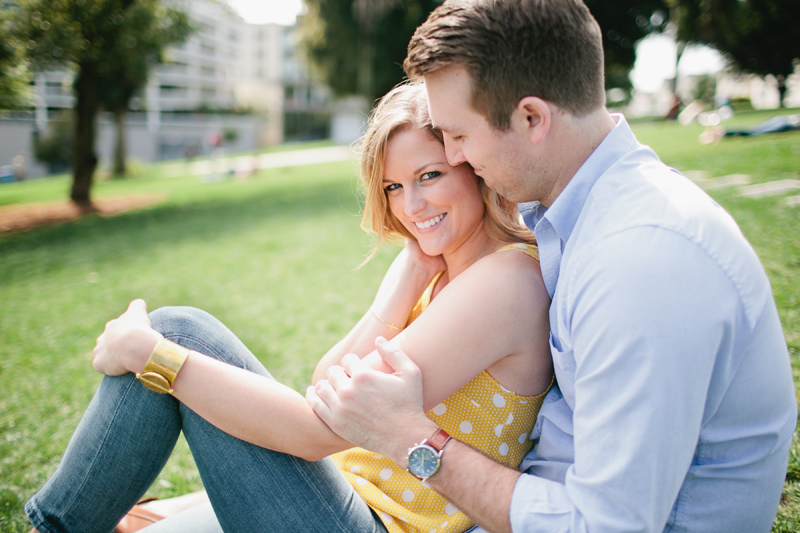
[481,115,795,532]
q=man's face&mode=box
[424,65,538,204]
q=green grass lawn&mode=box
[0,108,798,531]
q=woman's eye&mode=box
[384,183,402,192]
[421,171,441,181]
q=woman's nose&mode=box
[404,188,426,216]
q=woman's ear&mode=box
[513,97,551,145]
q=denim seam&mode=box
[287,454,373,533]
[160,327,373,530]
[56,376,140,531]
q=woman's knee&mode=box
[149,306,220,338]
[148,306,271,377]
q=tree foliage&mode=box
[585,0,669,91]
[7,0,191,204]
[301,0,441,105]
[675,0,800,106]
[98,3,192,177]
[0,8,33,109]
[301,0,667,104]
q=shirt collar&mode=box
[520,113,641,244]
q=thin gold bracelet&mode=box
[370,307,402,331]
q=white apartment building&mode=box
[0,0,299,177]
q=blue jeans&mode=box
[25,307,389,533]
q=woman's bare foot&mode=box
[138,490,209,518]
[28,491,209,533]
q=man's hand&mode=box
[306,337,436,462]
[93,299,161,376]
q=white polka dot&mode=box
[432,403,446,415]
[356,477,368,486]
[399,516,408,522]
[519,432,528,444]
[382,493,393,501]
[459,420,473,434]
[470,399,481,408]
[520,400,528,404]
[441,522,449,528]
[505,413,514,425]
[514,243,526,250]
[494,424,504,437]
[381,512,393,523]
[379,468,393,480]
[402,489,415,502]
[372,454,383,460]
[445,502,459,515]
[349,465,361,475]
[493,394,506,408]
[422,481,432,489]
[499,442,509,456]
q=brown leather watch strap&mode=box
[427,428,451,452]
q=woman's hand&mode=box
[369,238,446,325]
[375,238,446,306]
[401,237,446,282]
[93,299,161,376]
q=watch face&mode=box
[408,445,440,478]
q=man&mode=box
[307,0,797,531]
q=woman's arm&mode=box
[312,240,445,383]
[355,250,552,409]
[93,301,350,461]
[95,251,549,462]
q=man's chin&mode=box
[487,182,524,203]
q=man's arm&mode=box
[308,339,520,533]
[310,228,762,532]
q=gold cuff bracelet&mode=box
[136,338,190,394]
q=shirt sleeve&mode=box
[509,226,745,532]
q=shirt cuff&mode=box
[509,473,580,533]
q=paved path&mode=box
[685,171,800,207]
[163,145,354,179]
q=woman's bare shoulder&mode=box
[450,245,548,311]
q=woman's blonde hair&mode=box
[358,81,535,264]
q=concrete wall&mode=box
[0,113,266,179]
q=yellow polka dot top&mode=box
[332,243,549,533]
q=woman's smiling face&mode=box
[383,127,486,257]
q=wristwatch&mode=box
[407,428,451,482]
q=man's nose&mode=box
[444,139,466,167]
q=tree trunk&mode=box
[113,108,127,178]
[777,75,787,108]
[669,40,687,94]
[70,66,99,210]
[358,28,374,104]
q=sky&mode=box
[630,34,726,93]
[227,0,304,26]
[228,0,726,94]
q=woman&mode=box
[27,83,552,533]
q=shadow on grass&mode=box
[0,179,360,287]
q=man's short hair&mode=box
[404,0,606,128]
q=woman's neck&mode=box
[439,223,506,287]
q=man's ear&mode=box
[513,97,551,145]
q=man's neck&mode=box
[540,108,616,207]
